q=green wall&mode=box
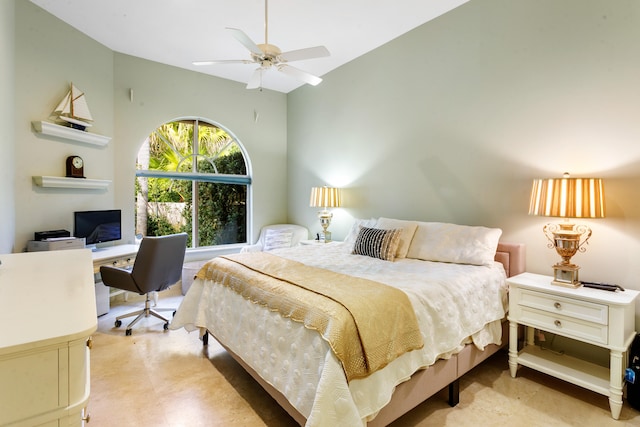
[8,0,640,294]
[9,0,288,256]
[287,0,640,290]
[13,0,115,251]
[112,53,287,252]
[0,0,15,253]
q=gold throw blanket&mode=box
[196,252,424,381]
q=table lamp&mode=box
[309,186,342,242]
[528,173,605,288]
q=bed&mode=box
[171,218,526,426]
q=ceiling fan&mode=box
[193,0,330,89]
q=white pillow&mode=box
[406,222,502,266]
[263,229,293,251]
[375,217,419,259]
[344,218,378,244]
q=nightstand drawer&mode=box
[519,306,608,344]
[519,289,608,325]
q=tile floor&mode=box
[89,288,640,426]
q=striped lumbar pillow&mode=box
[352,226,402,261]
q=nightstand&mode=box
[300,239,323,245]
[299,239,342,245]
[507,273,639,419]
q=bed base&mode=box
[201,320,507,426]
[367,321,508,426]
[200,242,525,426]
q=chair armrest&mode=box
[99,266,141,293]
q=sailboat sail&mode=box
[52,83,93,130]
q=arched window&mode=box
[135,118,250,248]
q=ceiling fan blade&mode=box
[279,46,330,63]
[246,68,264,89]
[226,27,263,56]
[276,64,322,86]
[193,59,254,66]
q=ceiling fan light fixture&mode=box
[257,43,281,57]
[192,0,329,89]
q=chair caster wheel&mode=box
[163,323,169,331]
[115,320,122,328]
[125,329,132,336]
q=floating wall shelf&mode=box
[32,176,111,190]
[32,121,111,147]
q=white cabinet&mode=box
[508,273,639,419]
[0,249,97,426]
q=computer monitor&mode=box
[73,209,122,246]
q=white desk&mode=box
[91,244,139,273]
[0,249,97,426]
[92,244,139,315]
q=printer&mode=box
[27,237,86,252]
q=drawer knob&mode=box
[554,302,562,310]
[554,320,562,328]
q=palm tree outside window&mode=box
[135,118,250,248]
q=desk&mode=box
[92,244,139,315]
[91,244,139,273]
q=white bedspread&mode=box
[171,242,508,426]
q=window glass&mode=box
[135,119,250,248]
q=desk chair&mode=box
[100,233,188,335]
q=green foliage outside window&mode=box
[135,119,249,248]
[183,152,247,246]
[147,213,183,237]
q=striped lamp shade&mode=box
[309,186,342,208]
[528,173,605,218]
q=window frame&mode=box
[135,117,252,249]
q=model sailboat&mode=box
[51,83,93,131]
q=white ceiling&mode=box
[30,0,469,93]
